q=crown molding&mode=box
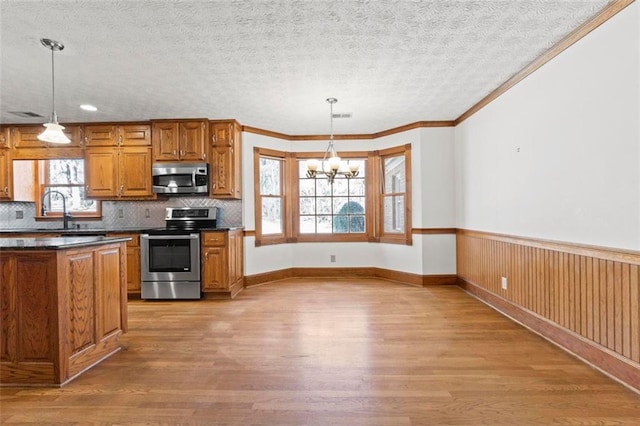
[243,0,633,140]
[242,120,455,141]
[454,0,635,125]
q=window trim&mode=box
[376,144,412,245]
[253,147,288,246]
[253,144,412,246]
[292,151,371,243]
[35,159,102,220]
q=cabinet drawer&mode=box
[202,232,226,247]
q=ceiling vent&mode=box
[332,113,352,119]
[9,111,45,118]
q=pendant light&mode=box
[37,38,70,144]
[306,98,359,184]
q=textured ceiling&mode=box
[0,0,609,135]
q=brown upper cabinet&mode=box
[0,127,9,148]
[83,124,151,147]
[0,128,8,199]
[0,126,36,202]
[151,119,208,162]
[84,124,154,199]
[210,120,242,199]
[9,124,84,159]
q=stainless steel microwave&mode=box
[152,162,209,195]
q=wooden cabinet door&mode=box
[59,124,84,148]
[85,147,118,197]
[227,230,243,286]
[10,126,43,148]
[119,146,153,197]
[152,122,179,161]
[210,121,241,199]
[179,121,207,161]
[211,121,233,147]
[0,127,9,148]
[65,251,97,353]
[125,246,141,293]
[120,124,151,146]
[211,146,235,197]
[84,125,118,147]
[0,149,12,200]
[107,233,140,294]
[94,246,123,338]
[9,125,83,159]
[202,246,227,290]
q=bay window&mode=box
[254,144,411,245]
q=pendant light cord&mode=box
[329,99,334,143]
[50,45,56,122]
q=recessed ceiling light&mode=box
[80,104,98,112]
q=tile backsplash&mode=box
[0,198,242,230]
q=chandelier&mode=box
[37,38,71,144]
[306,98,359,185]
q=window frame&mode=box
[253,147,289,246]
[253,143,412,246]
[292,151,372,243]
[35,158,102,220]
[375,144,412,245]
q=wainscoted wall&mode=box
[0,197,242,230]
[457,229,640,391]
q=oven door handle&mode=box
[141,233,200,240]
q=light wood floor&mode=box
[2,278,640,425]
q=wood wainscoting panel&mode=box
[457,229,640,391]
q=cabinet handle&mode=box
[205,252,209,260]
[212,183,217,190]
[86,185,90,192]
[173,150,177,155]
[3,186,8,194]
[119,184,124,196]
[118,135,123,145]
[203,152,206,160]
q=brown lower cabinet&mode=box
[201,229,244,299]
[0,241,128,386]
[107,233,141,296]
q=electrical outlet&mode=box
[15,210,23,219]
[501,276,508,290]
[118,208,124,218]
[330,255,336,263]
[145,208,150,218]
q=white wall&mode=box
[242,128,457,276]
[455,2,640,250]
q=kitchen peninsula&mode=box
[0,235,129,386]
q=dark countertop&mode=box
[0,226,244,235]
[0,227,142,235]
[0,236,132,251]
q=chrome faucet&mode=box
[41,190,72,230]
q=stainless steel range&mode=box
[140,207,217,299]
